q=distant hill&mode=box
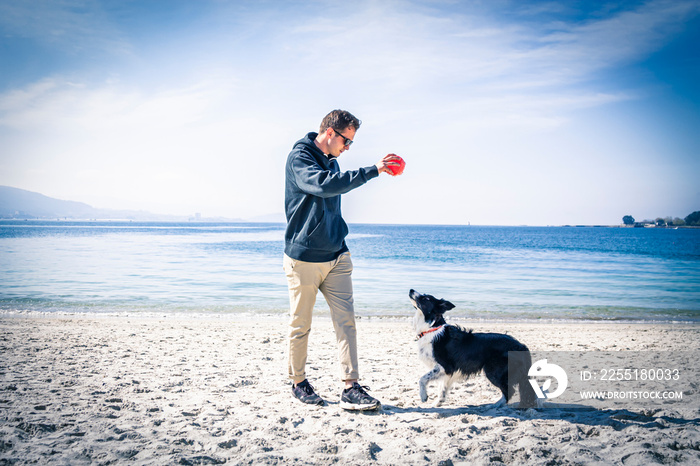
[0,186,97,219]
[0,186,263,222]
[0,186,181,220]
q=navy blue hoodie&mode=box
[284,132,379,262]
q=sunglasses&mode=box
[333,128,354,147]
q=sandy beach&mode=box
[1,316,698,465]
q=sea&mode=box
[1,221,698,322]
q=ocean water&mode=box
[0,221,698,322]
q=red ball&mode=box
[387,155,405,176]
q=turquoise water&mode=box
[0,221,698,321]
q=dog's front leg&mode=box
[419,365,444,403]
[436,374,456,407]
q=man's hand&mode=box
[376,154,404,175]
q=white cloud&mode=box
[536,0,700,70]
[0,0,698,224]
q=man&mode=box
[283,109,401,410]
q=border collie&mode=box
[410,289,537,408]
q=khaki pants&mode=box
[283,252,359,383]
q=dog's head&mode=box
[409,289,454,331]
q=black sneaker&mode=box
[340,382,380,411]
[292,380,324,406]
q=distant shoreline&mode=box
[2,311,698,325]
[1,218,699,228]
[562,224,700,229]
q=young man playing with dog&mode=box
[284,109,401,410]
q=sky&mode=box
[1,0,699,226]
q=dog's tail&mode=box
[513,350,537,409]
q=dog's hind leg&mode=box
[484,360,511,407]
[419,365,445,403]
[508,350,538,409]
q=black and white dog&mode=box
[410,289,537,408]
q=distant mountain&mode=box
[0,186,264,222]
[1,186,95,219]
[0,186,182,220]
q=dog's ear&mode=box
[438,299,455,312]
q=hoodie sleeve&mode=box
[290,151,379,198]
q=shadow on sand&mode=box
[373,402,700,430]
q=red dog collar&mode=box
[418,325,444,339]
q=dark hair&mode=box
[319,109,361,133]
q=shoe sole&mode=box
[340,400,381,411]
[294,397,325,406]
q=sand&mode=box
[1,316,698,465]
